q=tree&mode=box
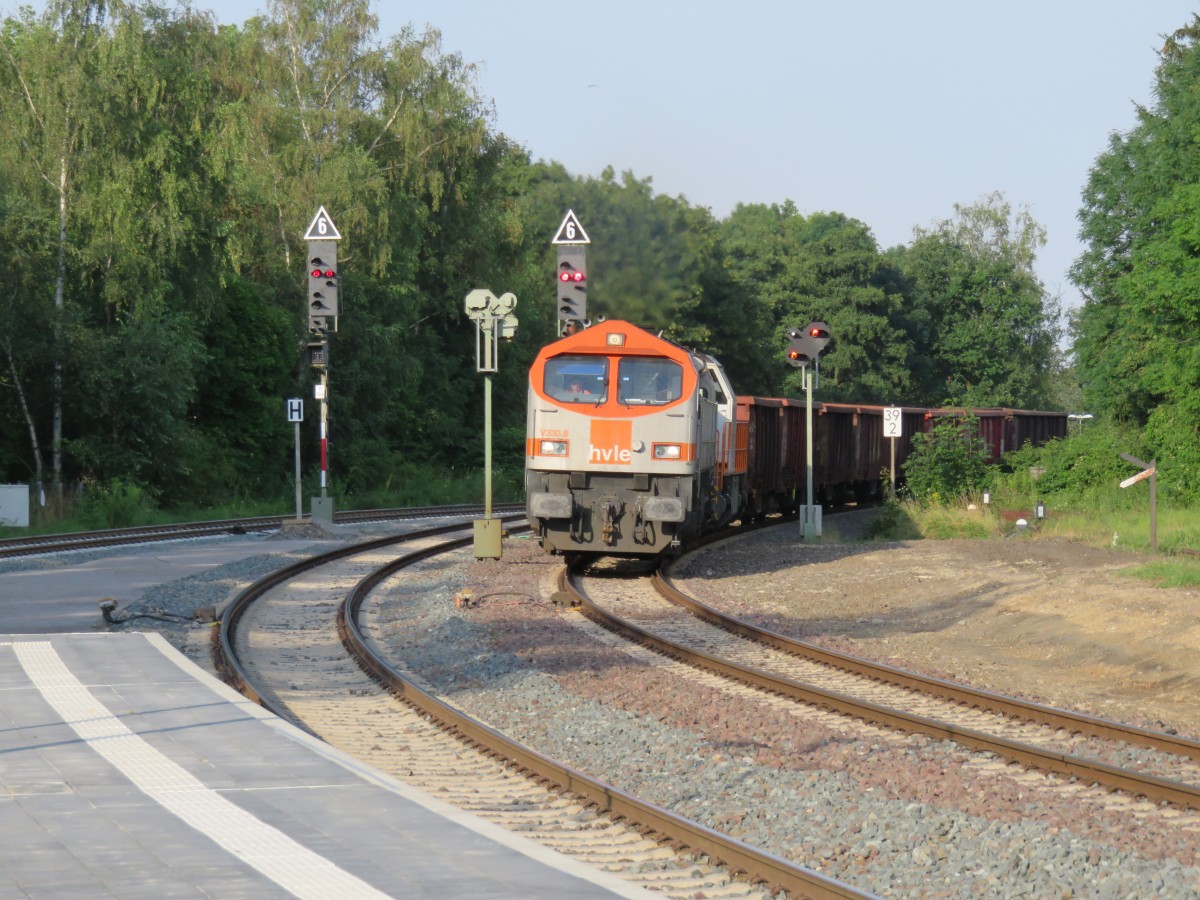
[0,1,242,497]
[719,203,914,402]
[0,0,517,504]
[0,0,109,499]
[1071,16,1200,498]
[898,193,1060,408]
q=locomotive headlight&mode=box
[539,439,568,456]
[652,443,682,460]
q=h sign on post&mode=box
[287,398,304,520]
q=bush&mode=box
[1144,402,1200,504]
[902,416,989,503]
[866,500,921,539]
[76,478,157,529]
[998,418,1142,504]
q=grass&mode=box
[866,495,1200,588]
[866,495,1003,541]
[1123,558,1200,588]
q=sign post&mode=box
[1119,453,1158,552]
[883,407,902,499]
[784,322,831,539]
[287,398,304,520]
[464,289,518,558]
[803,367,820,539]
[304,207,341,526]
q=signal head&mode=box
[555,245,587,326]
[805,321,831,352]
[307,243,339,328]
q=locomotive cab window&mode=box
[617,358,683,405]
[545,355,608,402]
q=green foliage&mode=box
[995,415,1200,506]
[902,416,990,502]
[1143,402,1200,502]
[76,478,157,529]
[720,203,916,401]
[67,310,207,488]
[1072,15,1200,447]
[339,461,521,508]
[996,419,1141,503]
[1028,504,1199,557]
[519,165,713,341]
[187,279,296,504]
[865,500,922,540]
[892,193,1060,408]
[866,498,1000,540]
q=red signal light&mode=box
[559,269,585,283]
[323,269,336,278]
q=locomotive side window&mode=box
[545,355,608,402]
[617,358,683,405]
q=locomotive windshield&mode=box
[617,357,683,405]
[545,355,608,402]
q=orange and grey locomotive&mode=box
[524,321,746,558]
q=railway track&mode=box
[565,557,1200,815]
[0,503,524,559]
[215,521,869,899]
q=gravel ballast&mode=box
[372,535,1200,898]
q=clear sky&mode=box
[23,1,1200,314]
[392,0,1193,316]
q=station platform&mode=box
[0,632,648,898]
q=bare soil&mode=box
[673,517,1200,738]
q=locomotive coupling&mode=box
[598,497,624,546]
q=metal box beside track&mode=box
[0,484,29,527]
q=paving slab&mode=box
[0,533,336,633]
[0,632,649,899]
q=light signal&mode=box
[559,265,585,284]
[786,328,811,368]
[307,242,338,334]
[806,321,830,353]
[556,244,587,331]
[785,322,831,368]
